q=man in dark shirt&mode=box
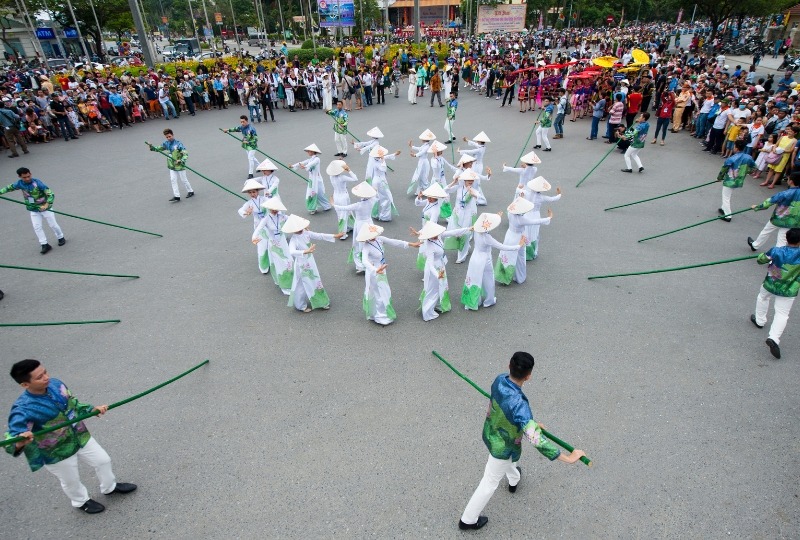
[49,93,78,141]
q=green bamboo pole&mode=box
[431,350,591,467]
[446,117,455,162]
[146,142,246,201]
[514,110,542,166]
[219,130,310,184]
[0,196,162,238]
[575,143,618,188]
[0,264,138,279]
[1,360,210,448]
[329,119,396,172]
[588,254,758,280]
[604,180,718,211]
[638,207,753,243]
[0,319,120,327]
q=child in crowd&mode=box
[753,133,777,180]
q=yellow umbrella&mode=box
[631,49,650,64]
[617,66,642,73]
[592,56,619,68]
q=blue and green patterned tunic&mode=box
[0,178,55,212]
[5,379,95,472]
[758,245,800,297]
[754,186,800,228]
[482,374,560,462]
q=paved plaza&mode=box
[1,81,798,538]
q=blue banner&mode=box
[64,28,78,38]
[317,0,355,27]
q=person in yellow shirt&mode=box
[722,118,744,158]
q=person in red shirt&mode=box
[57,72,70,91]
[625,87,643,128]
[652,91,675,145]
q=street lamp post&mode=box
[88,0,105,58]
[65,0,92,61]
[200,0,217,50]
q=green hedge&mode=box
[301,39,315,49]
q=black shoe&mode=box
[766,338,781,359]
[543,148,551,151]
[621,168,632,173]
[639,167,645,172]
[718,208,725,216]
[186,192,194,198]
[58,237,66,246]
[459,516,488,530]
[342,153,347,157]
[169,197,181,202]
[722,216,732,223]
[248,174,254,179]
[751,314,764,329]
[109,482,137,494]
[334,153,342,157]
[79,499,105,513]
[747,237,756,251]
[444,140,452,144]
[509,466,521,493]
[40,243,52,254]
[534,145,541,149]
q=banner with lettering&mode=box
[477,5,526,34]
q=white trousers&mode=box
[444,117,455,139]
[535,125,551,149]
[461,454,520,525]
[721,186,733,216]
[43,437,116,507]
[334,133,348,154]
[30,210,63,245]
[752,220,789,250]
[168,170,193,198]
[246,150,260,175]
[755,285,795,344]
[624,146,643,169]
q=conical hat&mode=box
[418,129,436,141]
[326,160,347,176]
[257,158,278,171]
[418,221,446,240]
[241,179,265,192]
[261,197,287,211]
[421,183,448,198]
[507,197,534,215]
[366,126,384,138]
[352,181,377,199]
[369,145,388,158]
[356,223,384,242]
[520,151,542,165]
[474,212,501,233]
[459,169,479,182]
[304,143,321,153]
[527,176,552,192]
[457,154,476,166]
[281,214,310,234]
[472,131,491,143]
[427,140,447,154]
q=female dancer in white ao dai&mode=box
[282,214,344,312]
[252,198,293,294]
[461,212,525,311]
[411,221,471,321]
[358,223,420,325]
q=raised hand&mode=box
[547,208,553,218]
[252,237,262,245]
[305,244,316,254]
[409,241,422,248]
[556,186,562,195]
[409,226,419,236]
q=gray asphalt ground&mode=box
[1,75,798,539]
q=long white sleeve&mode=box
[482,233,519,251]
[377,236,410,249]
[308,230,336,243]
